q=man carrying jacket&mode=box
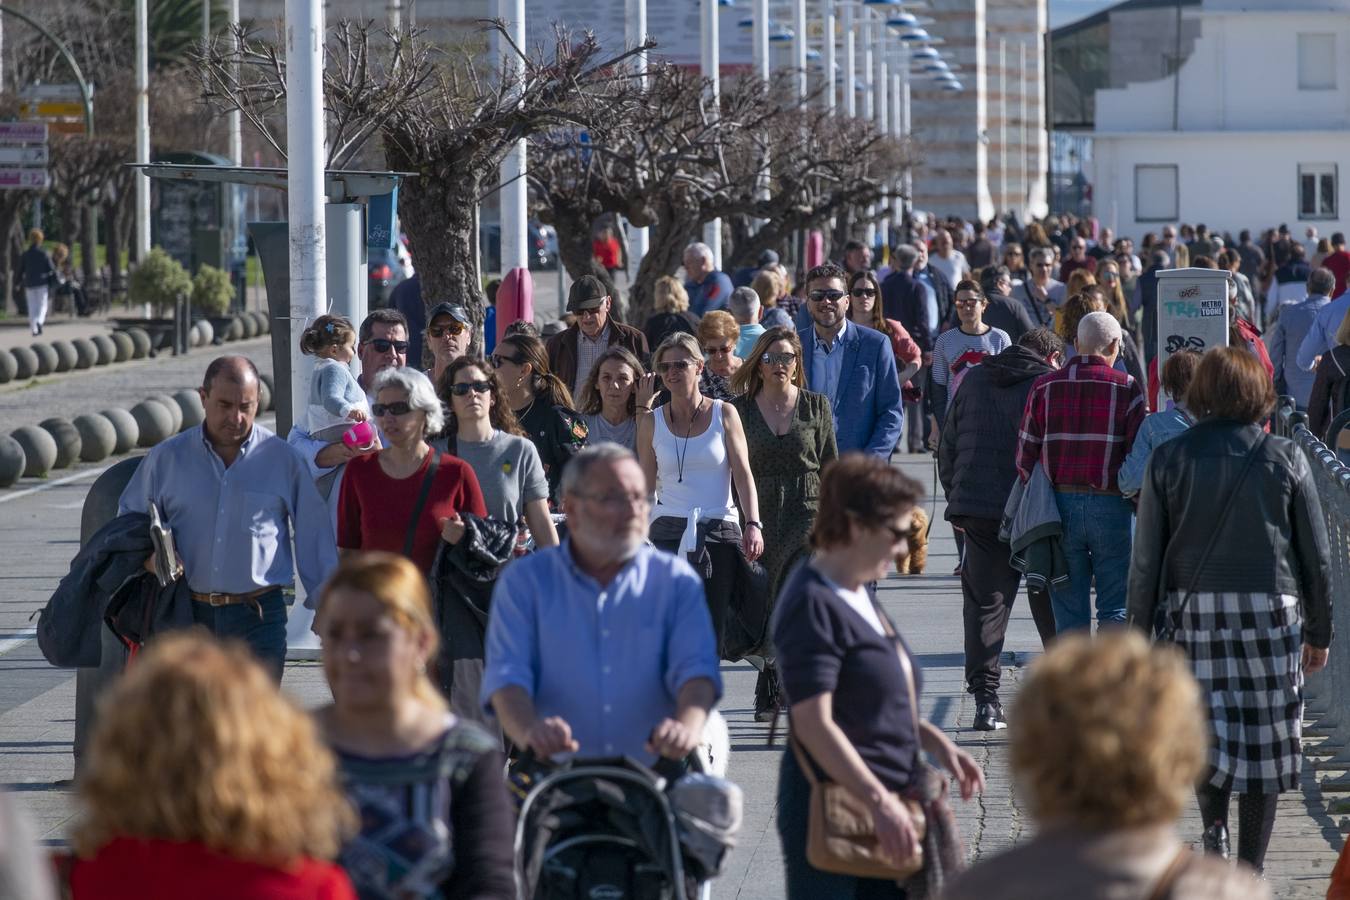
[546,274,649,398]
[939,328,1063,731]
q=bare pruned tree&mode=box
[197,19,651,331]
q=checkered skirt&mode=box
[1171,590,1304,793]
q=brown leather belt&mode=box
[1054,484,1118,496]
[190,586,278,607]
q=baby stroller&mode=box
[513,752,740,900]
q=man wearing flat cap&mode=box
[547,274,650,399]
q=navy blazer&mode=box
[799,322,904,457]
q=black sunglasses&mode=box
[371,401,414,417]
[369,339,410,354]
[656,359,697,374]
[450,381,492,396]
[761,351,796,366]
[491,353,525,368]
[809,289,847,303]
[428,321,466,338]
[850,288,877,298]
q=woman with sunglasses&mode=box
[491,334,589,503]
[730,327,838,721]
[576,346,654,453]
[846,270,923,391]
[337,368,488,573]
[434,357,557,549]
[696,310,744,401]
[638,332,763,655]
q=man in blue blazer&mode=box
[798,262,905,457]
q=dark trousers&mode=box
[191,588,288,683]
[652,539,737,654]
[778,749,907,900]
[952,516,1053,701]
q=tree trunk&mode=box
[630,200,698,325]
[546,200,625,321]
[81,204,98,306]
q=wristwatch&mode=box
[744,520,763,530]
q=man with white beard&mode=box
[483,443,722,764]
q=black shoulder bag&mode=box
[404,453,441,557]
[1158,434,1266,643]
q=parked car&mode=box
[478,220,558,274]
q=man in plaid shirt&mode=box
[1016,311,1146,632]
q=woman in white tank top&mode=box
[637,333,763,654]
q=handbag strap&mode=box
[1144,848,1191,900]
[1166,433,1266,628]
[403,452,441,557]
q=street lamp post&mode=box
[625,0,649,285]
[135,0,149,262]
[793,0,807,100]
[498,0,528,275]
[701,0,722,270]
[842,1,856,118]
[823,0,836,110]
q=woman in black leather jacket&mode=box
[1127,346,1332,875]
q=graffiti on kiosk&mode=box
[1177,285,1201,299]
[1165,334,1206,354]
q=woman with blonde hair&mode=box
[70,632,358,899]
[643,274,699,350]
[315,552,515,900]
[943,631,1268,899]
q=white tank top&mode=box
[651,399,737,523]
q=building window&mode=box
[1299,164,1338,220]
[1135,165,1178,222]
[1298,33,1335,90]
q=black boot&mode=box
[1201,822,1231,860]
[754,666,781,723]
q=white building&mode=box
[1080,0,1350,240]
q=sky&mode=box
[1050,0,1119,29]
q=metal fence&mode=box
[1276,398,1350,799]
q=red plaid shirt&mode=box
[1016,355,1146,493]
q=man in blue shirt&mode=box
[483,443,721,763]
[1268,267,1334,409]
[798,262,904,457]
[1296,280,1350,373]
[683,241,734,316]
[119,356,337,680]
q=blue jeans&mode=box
[190,588,287,682]
[777,749,908,900]
[1051,492,1132,633]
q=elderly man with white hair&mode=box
[1014,311,1146,633]
[683,241,734,316]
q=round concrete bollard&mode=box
[12,425,57,477]
[130,400,175,447]
[31,343,56,376]
[252,311,270,335]
[10,346,38,380]
[110,331,134,363]
[0,349,16,384]
[50,340,78,372]
[0,434,24,488]
[145,394,184,434]
[225,317,244,342]
[257,375,272,413]
[100,408,139,454]
[171,389,204,431]
[91,334,116,366]
[194,319,214,346]
[126,328,152,359]
[187,322,202,348]
[38,417,81,469]
[72,338,98,370]
[73,413,117,463]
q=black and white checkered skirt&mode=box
[1172,590,1304,794]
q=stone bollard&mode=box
[72,338,98,369]
[38,418,81,469]
[0,434,24,487]
[10,346,38,380]
[0,349,16,384]
[73,414,117,463]
[90,334,117,366]
[129,401,174,447]
[31,343,57,376]
[11,425,57,477]
[109,331,134,363]
[51,340,78,372]
[99,409,140,455]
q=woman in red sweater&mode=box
[70,633,357,900]
[337,367,487,572]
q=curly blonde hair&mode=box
[73,632,356,864]
[1011,631,1206,830]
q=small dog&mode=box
[895,506,930,575]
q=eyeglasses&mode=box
[428,321,466,338]
[491,353,524,368]
[954,297,983,306]
[573,491,649,510]
[450,381,492,396]
[809,289,847,303]
[577,307,605,319]
[1101,271,1119,280]
[371,401,414,417]
[703,345,734,357]
[656,359,697,374]
[761,351,796,366]
[368,339,410,354]
[850,288,877,298]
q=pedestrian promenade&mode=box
[0,446,1341,896]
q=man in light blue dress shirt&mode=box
[119,357,337,680]
[483,443,722,763]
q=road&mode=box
[0,341,1341,897]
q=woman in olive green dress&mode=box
[731,326,839,721]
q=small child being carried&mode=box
[300,315,373,445]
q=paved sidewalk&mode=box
[0,453,1341,897]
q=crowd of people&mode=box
[18,211,1346,899]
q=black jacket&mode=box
[881,270,933,351]
[983,291,1035,344]
[38,512,193,668]
[1137,265,1163,364]
[1126,420,1333,648]
[20,244,54,289]
[938,346,1054,521]
[920,264,957,331]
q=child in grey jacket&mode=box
[299,315,371,443]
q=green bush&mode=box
[191,264,233,315]
[127,248,192,315]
